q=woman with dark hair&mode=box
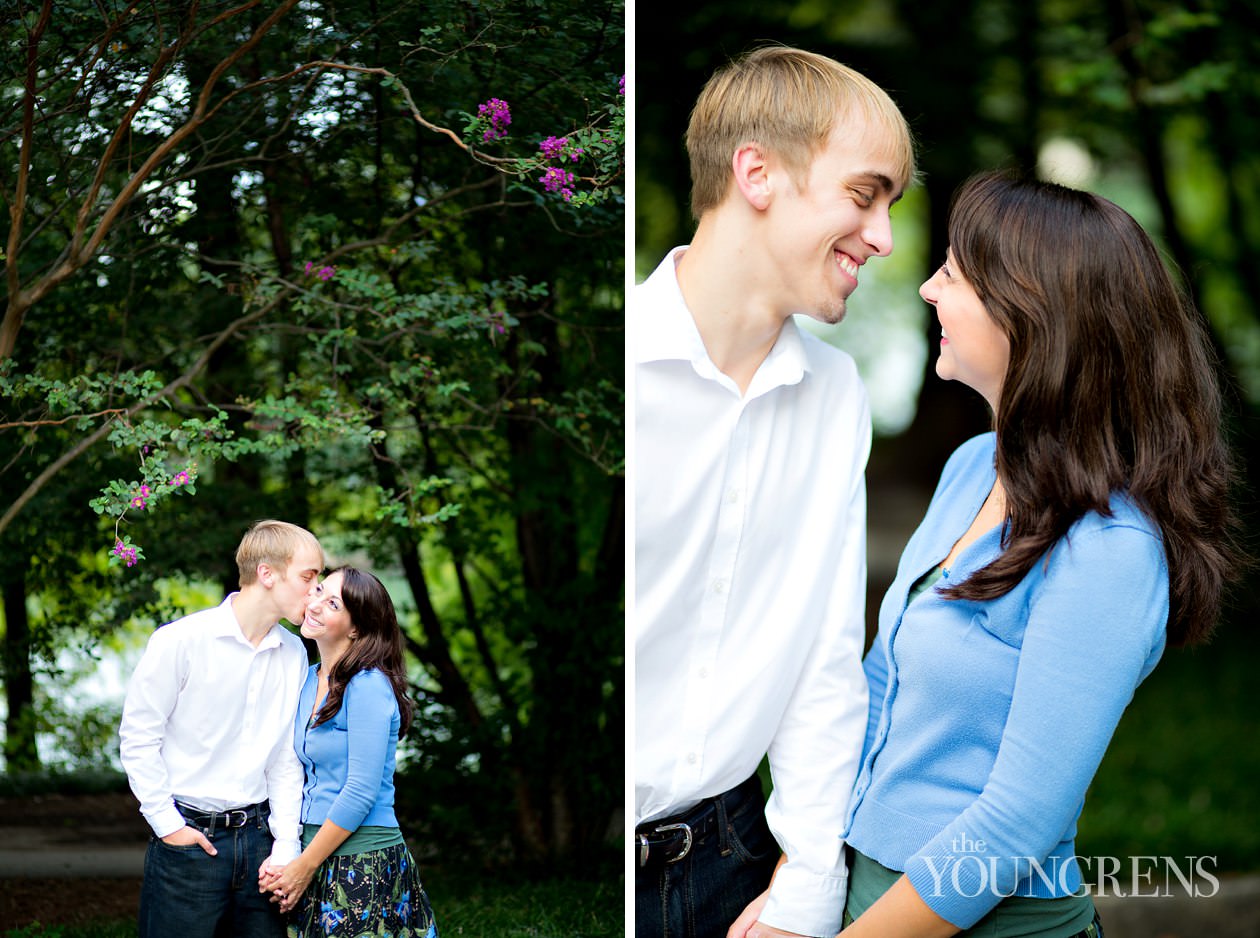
[259,567,438,938]
[836,172,1240,937]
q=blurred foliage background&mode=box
[0,0,623,884]
[636,0,1260,872]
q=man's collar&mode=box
[634,247,700,365]
[633,246,812,392]
[213,593,284,649]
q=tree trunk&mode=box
[2,565,39,771]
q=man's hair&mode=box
[235,519,323,587]
[685,45,916,219]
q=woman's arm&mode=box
[261,670,399,911]
[858,521,1167,930]
[838,876,957,937]
[262,818,354,913]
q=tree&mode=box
[1,0,623,862]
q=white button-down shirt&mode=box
[119,594,308,862]
[634,248,870,936]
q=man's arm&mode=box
[118,629,190,839]
[756,470,870,937]
[262,652,308,867]
[118,629,218,856]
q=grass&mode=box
[1076,613,1260,872]
[1,864,625,938]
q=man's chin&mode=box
[804,298,848,326]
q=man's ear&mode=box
[731,143,773,211]
[256,563,275,588]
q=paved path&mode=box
[0,790,149,878]
[1093,874,1260,938]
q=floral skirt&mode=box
[287,841,438,938]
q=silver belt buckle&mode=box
[654,822,693,863]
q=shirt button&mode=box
[699,667,709,679]
[726,489,741,504]
[687,752,698,764]
[712,578,727,595]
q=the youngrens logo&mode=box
[919,834,1220,899]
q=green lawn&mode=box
[2,865,625,938]
[1076,613,1260,872]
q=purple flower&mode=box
[477,97,511,141]
[540,135,568,160]
[619,74,625,95]
[540,166,577,201]
[112,540,139,567]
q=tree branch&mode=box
[0,290,285,540]
[2,0,52,358]
[1,0,301,360]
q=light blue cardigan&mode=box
[843,433,1168,928]
[295,667,401,832]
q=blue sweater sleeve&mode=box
[903,521,1167,927]
[325,671,397,833]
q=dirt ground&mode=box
[1,876,143,930]
[0,790,147,929]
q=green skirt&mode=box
[287,839,438,938]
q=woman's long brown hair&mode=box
[311,567,414,735]
[940,171,1241,646]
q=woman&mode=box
[839,172,1239,937]
[259,567,438,938]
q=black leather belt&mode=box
[176,800,269,833]
[636,774,761,868]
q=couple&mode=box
[119,520,438,938]
[635,46,1238,938]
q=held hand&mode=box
[727,889,770,938]
[258,858,284,892]
[746,925,810,938]
[161,825,217,856]
[265,857,317,914]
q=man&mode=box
[634,46,916,938]
[120,519,324,938]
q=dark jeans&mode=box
[636,775,780,938]
[139,810,284,938]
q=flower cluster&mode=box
[485,310,509,337]
[540,166,577,202]
[130,484,151,510]
[171,468,192,486]
[539,135,584,164]
[304,261,335,281]
[619,74,625,96]
[477,98,511,141]
[113,540,139,567]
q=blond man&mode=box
[121,520,325,938]
[634,46,916,938]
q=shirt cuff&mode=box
[269,837,302,866]
[759,862,847,938]
[146,804,188,840]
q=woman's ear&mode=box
[731,143,773,211]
